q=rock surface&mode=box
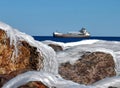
[48,44,63,52]
[0,29,44,74]
[0,29,44,87]
[59,52,116,85]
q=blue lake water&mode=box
[33,36,120,43]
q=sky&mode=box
[0,0,120,36]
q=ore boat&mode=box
[53,28,90,38]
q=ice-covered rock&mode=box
[59,52,116,85]
[2,71,95,88]
[1,21,120,88]
[0,22,58,87]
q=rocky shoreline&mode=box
[0,23,118,87]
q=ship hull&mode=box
[53,32,90,38]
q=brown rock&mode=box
[59,52,116,85]
[0,29,44,86]
[48,44,63,52]
[0,29,43,74]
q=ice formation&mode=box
[1,21,120,88]
[2,71,95,88]
[0,21,58,74]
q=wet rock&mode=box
[59,52,116,85]
[48,44,63,52]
